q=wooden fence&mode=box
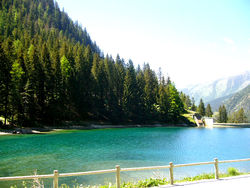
[0,158,250,188]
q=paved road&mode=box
[157,175,250,188]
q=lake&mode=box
[0,127,250,187]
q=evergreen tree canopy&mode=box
[218,105,228,123]
[180,92,192,110]
[205,104,213,117]
[197,99,205,116]
[228,108,247,123]
[191,97,197,111]
[0,0,186,126]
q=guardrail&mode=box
[0,158,250,188]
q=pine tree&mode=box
[229,108,247,123]
[205,104,213,117]
[180,92,192,110]
[41,43,54,105]
[60,55,71,80]
[0,39,12,125]
[237,108,247,123]
[103,55,121,122]
[191,97,197,111]
[123,60,138,121]
[50,43,62,101]
[73,44,93,117]
[218,105,228,123]
[143,63,158,119]
[157,83,170,121]
[222,105,228,123]
[10,57,25,123]
[135,66,146,122]
[197,99,205,116]
[114,55,125,107]
[21,79,35,123]
[168,83,184,122]
[185,95,192,109]
[28,44,46,120]
[180,92,187,109]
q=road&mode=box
[157,175,250,188]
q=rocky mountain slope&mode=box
[224,85,250,115]
[182,71,250,104]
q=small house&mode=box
[203,117,213,127]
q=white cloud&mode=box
[223,37,234,45]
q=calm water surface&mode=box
[0,127,250,187]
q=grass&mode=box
[10,168,248,188]
[78,167,247,188]
[182,110,196,124]
[174,167,245,184]
[58,178,168,188]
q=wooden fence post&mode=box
[116,165,121,188]
[53,170,59,188]
[214,158,219,179]
[169,162,174,185]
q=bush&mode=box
[183,173,214,181]
[227,167,240,176]
[137,178,168,187]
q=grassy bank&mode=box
[10,168,248,188]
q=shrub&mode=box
[137,178,168,187]
[227,167,240,176]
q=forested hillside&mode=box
[224,85,250,122]
[0,0,185,126]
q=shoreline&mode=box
[0,123,192,135]
[213,123,250,128]
[1,123,250,136]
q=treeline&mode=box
[179,94,214,118]
[184,96,248,123]
[0,0,186,126]
[217,105,247,123]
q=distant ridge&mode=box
[182,71,250,104]
[208,94,233,111]
[224,85,250,119]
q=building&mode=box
[203,117,214,127]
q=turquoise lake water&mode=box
[0,127,250,187]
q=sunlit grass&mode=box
[182,110,196,124]
[10,168,248,188]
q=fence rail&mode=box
[0,158,250,188]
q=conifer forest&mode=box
[0,0,187,126]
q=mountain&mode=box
[210,84,250,111]
[224,85,250,118]
[0,0,185,126]
[208,94,233,112]
[182,71,250,104]
[209,85,250,122]
[0,0,100,53]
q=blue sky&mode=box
[57,0,250,88]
